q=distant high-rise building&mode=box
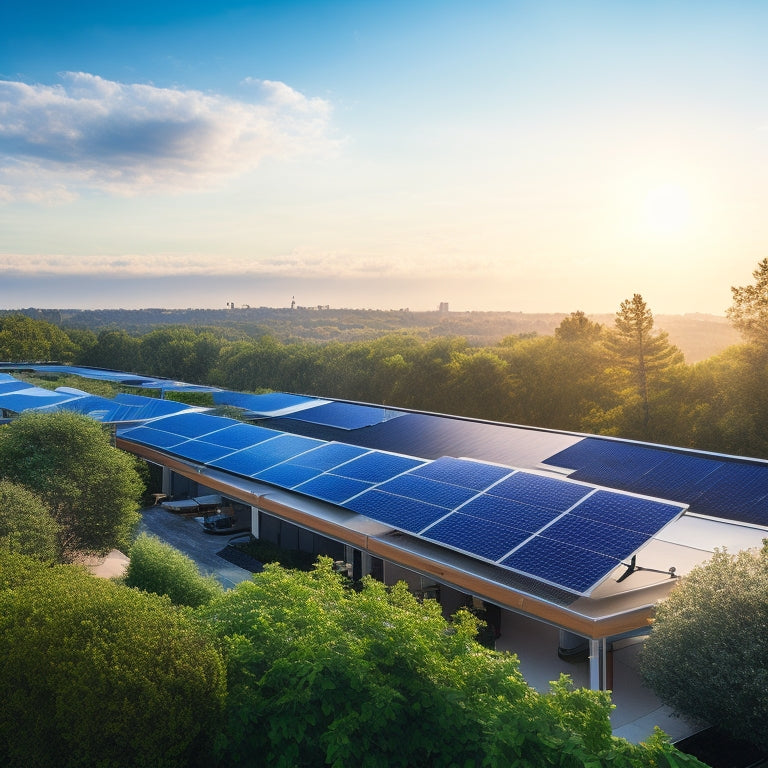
[438,302,449,313]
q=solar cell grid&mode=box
[373,473,479,510]
[407,456,513,490]
[538,514,649,561]
[622,452,723,498]
[458,495,563,532]
[151,412,236,439]
[332,451,425,483]
[117,425,187,449]
[568,490,684,535]
[170,440,235,464]
[422,512,531,561]
[501,537,621,595]
[254,462,323,489]
[289,441,370,470]
[294,473,374,504]
[201,423,280,449]
[488,472,592,511]
[342,490,447,532]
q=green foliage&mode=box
[728,257,768,346]
[124,533,224,607]
[0,314,76,362]
[0,411,144,558]
[0,479,60,562]
[0,552,226,768]
[640,543,768,752]
[202,558,689,768]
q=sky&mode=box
[1,1,766,314]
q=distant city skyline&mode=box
[1,1,766,314]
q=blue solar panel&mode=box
[254,462,323,489]
[201,423,280,450]
[151,412,236,439]
[333,451,425,483]
[213,390,320,414]
[117,425,187,449]
[501,537,621,595]
[294,473,374,504]
[408,456,512,490]
[209,434,325,477]
[568,490,684,536]
[290,442,370,471]
[622,452,723,499]
[284,401,397,430]
[691,463,768,524]
[544,438,666,481]
[538,515,649,561]
[342,490,447,532]
[0,380,33,393]
[488,472,592,511]
[457,495,562,532]
[171,440,236,464]
[373,473,479,510]
[422,513,531,561]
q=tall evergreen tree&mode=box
[727,257,768,345]
[604,294,683,438]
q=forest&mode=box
[2,260,768,460]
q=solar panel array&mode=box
[118,417,686,596]
[543,438,768,526]
[283,401,404,430]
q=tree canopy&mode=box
[0,411,144,558]
[640,542,768,752]
[0,552,226,768]
[727,257,768,346]
[0,479,60,562]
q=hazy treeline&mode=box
[3,290,768,459]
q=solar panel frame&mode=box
[373,473,480,510]
[293,473,375,504]
[331,451,425,483]
[487,472,593,511]
[342,490,448,532]
[407,456,513,490]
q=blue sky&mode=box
[1,1,766,313]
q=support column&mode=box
[161,466,171,495]
[250,506,260,538]
[588,638,601,690]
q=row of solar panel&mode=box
[118,412,686,595]
[544,438,768,527]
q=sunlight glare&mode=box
[639,183,694,237]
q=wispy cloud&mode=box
[0,72,334,201]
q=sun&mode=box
[638,183,694,237]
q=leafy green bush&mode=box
[641,542,768,752]
[124,532,223,607]
[0,552,226,768]
[0,479,60,562]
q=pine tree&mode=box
[727,257,768,345]
[604,294,683,437]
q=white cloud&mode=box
[0,72,334,200]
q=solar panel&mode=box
[422,513,531,561]
[293,473,374,504]
[691,464,768,524]
[342,490,448,532]
[373,473,479,510]
[488,472,592,511]
[151,412,236,439]
[567,490,683,536]
[538,514,649,561]
[284,401,398,430]
[0,380,34,393]
[457,495,562,532]
[254,462,323,489]
[209,434,325,477]
[332,451,425,483]
[200,423,280,450]
[117,425,188,449]
[408,456,513,489]
[213,390,321,414]
[171,440,236,464]
[289,442,370,471]
[501,537,622,595]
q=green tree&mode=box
[554,310,603,343]
[80,328,141,372]
[0,411,144,558]
[124,533,223,607]
[640,543,768,752]
[0,552,226,768]
[0,480,60,562]
[0,314,75,362]
[603,294,684,438]
[727,257,768,345]
[203,558,692,768]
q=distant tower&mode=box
[291,296,296,310]
[438,302,449,313]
